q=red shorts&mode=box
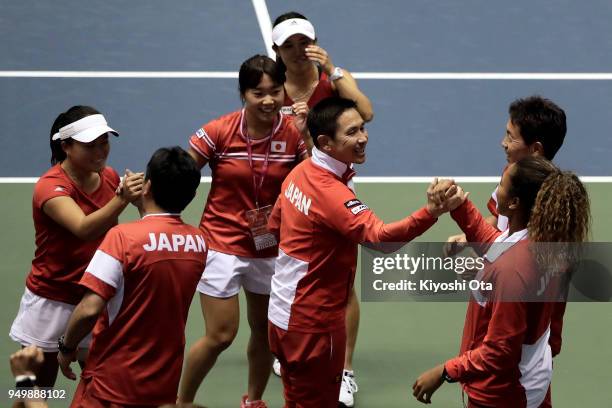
[268,322,346,408]
[70,377,158,408]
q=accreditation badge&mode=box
[246,205,278,251]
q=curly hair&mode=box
[521,162,591,277]
[528,170,591,243]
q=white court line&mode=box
[0,71,239,78]
[251,0,275,58]
[2,71,612,80]
[2,177,611,184]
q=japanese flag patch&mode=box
[271,141,287,153]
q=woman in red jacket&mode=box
[413,156,590,408]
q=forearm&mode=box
[63,302,101,349]
[76,195,128,240]
[334,72,374,121]
[451,200,501,244]
[376,207,437,243]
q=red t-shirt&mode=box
[189,110,307,258]
[79,214,207,406]
[26,165,119,304]
[283,71,336,109]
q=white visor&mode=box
[272,18,316,46]
[51,114,118,143]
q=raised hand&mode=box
[292,102,309,135]
[10,345,44,377]
[305,45,334,75]
[121,169,145,203]
[426,178,456,217]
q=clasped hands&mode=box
[425,178,469,218]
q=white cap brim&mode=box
[71,126,118,143]
[272,18,316,46]
[51,114,119,142]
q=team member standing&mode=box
[267,97,454,407]
[58,147,206,407]
[271,13,374,405]
[178,55,309,408]
[9,106,143,388]
[413,157,590,407]
[446,96,569,358]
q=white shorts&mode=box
[197,249,276,298]
[9,287,92,353]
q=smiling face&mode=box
[242,73,284,125]
[501,119,533,164]
[275,34,315,73]
[63,133,110,173]
[322,108,368,164]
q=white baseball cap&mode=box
[272,18,316,46]
[51,114,118,143]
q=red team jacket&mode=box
[267,147,437,333]
[75,214,207,406]
[446,199,564,408]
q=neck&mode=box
[507,213,528,236]
[61,160,95,186]
[286,63,319,87]
[245,109,274,139]
[142,198,169,216]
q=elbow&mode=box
[361,110,374,123]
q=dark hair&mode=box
[49,105,100,164]
[508,96,567,160]
[511,157,591,277]
[509,156,559,219]
[238,55,286,97]
[272,12,313,73]
[307,97,358,148]
[145,146,201,213]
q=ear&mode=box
[142,179,152,197]
[60,140,70,153]
[317,134,333,152]
[507,196,521,211]
[530,141,545,157]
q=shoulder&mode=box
[34,165,73,201]
[209,110,241,131]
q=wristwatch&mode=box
[58,335,76,354]
[15,374,36,388]
[329,66,344,82]
[442,366,457,383]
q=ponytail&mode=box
[529,171,590,243]
[528,170,591,276]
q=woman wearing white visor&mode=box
[271,12,372,407]
[9,106,143,388]
[271,12,373,122]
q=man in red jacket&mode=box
[267,97,456,407]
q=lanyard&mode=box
[240,109,277,208]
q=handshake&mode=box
[425,178,469,218]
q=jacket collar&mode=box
[485,228,528,262]
[311,147,356,184]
